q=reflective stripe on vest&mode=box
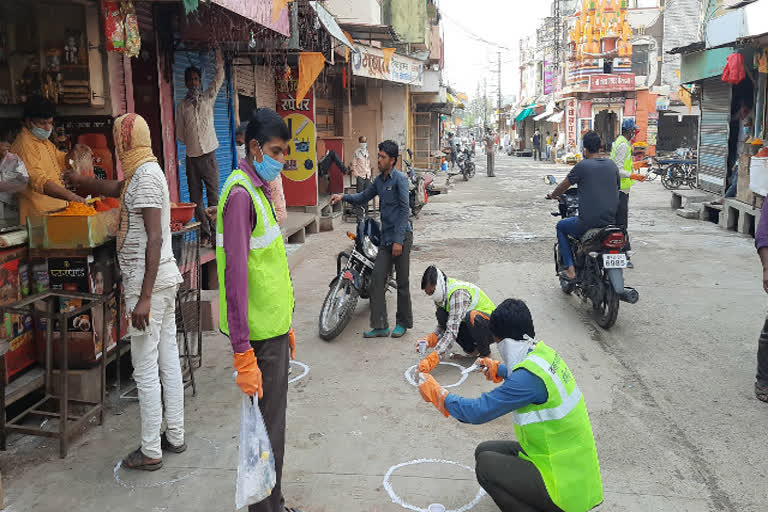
[446,280,481,310]
[611,135,633,191]
[513,354,583,426]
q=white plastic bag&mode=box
[235,394,276,510]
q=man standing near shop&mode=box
[175,48,224,247]
[484,130,495,177]
[611,119,647,261]
[330,140,413,338]
[217,108,303,512]
[753,201,768,403]
[350,135,371,214]
[533,129,542,161]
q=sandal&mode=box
[559,271,576,282]
[755,382,768,403]
[285,508,305,512]
[123,448,163,471]
[161,432,187,453]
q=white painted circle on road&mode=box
[383,458,486,512]
[289,361,309,384]
[404,362,468,388]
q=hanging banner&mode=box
[567,99,577,146]
[276,70,318,206]
[209,0,290,37]
[351,43,424,85]
[579,100,592,118]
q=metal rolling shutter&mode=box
[255,66,276,110]
[697,78,731,194]
[173,51,236,204]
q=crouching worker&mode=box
[416,265,496,373]
[417,298,603,512]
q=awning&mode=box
[339,22,399,43]
[515,108,535,122]
[534,100,556,121]
[310,2,354,50]
[547,111,564,123]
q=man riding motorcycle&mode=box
[416,265,496,373]
[546,131,621,281]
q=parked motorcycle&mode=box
[551,188,639,329]
[457,147,476,181]
[318,206,396,340]
[403,149,434,217]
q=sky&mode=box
[440,0,553,103]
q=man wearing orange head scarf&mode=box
[65,113,185,471]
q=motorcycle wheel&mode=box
[462,168,469,181]
[318,277,360,341]
[662,164,684,190]
[469,163,476,178]
[593,277,619,329]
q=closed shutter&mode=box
[234,58,257,98]
[173,51,236,204]
[697,78,731,194]
[255,66,276,110]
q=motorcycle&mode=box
[551,188,639,329]
[457,147,476,181]
[403,149,433,217]
[318,206,397,340]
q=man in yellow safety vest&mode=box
[417,298,603,512]
[611,119,647,261]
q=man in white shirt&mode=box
[175,49,224,246]
[350,136,371,213]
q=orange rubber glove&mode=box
[233,349,263,399]
[629,173,647,182]
[425,332,439,348]
[632,160,649,170]
[419,374,450,417]
[288,328,296,360]
[418,351,440,373]
[477,357,503,383]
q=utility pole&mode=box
[497,50,502,133]
[483,78,488,132]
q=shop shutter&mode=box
[255,66,276,110]
[234,58,257,98]
[173,51,237,204]
[697,78,731,195]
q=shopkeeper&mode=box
[11,95,84,224]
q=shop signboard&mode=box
[544,61,554,95]
[588,73,635,93]
[351,43,424,86]
[579,101,592,118]
[567,99,577,146]
[276,70,318,206]
[656,97,670,111]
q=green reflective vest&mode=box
[443,278,495,315]
[611,135,633,191]
[216,170,294,341]
[513,342,603,512]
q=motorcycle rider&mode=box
[330,140,413,338]
[416,265,496,373]
[611,119,647,262]
[417,298,603,512]
[444,132,458,170]
[546,131,620,281]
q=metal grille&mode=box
[413,112,432,169]
[697,78,731,194]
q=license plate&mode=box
[603,253,627,268]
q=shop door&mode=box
[413,112,431,169]
[698,78,731,194]
[595,110,617,151]
[173,51,236,203]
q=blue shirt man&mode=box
[330,140,413,339]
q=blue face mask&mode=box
[31,125,52,141]
[253,151,284,182]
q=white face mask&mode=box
[236,144,246,160]
[360,142,367,150]
[432,271,447,306]
[497,337,535,367]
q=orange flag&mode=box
[382,48,396,70]
[297,52,325,103]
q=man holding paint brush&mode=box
[417,299,603,512]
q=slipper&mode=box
[755,382,768,403]
[285,508,305,512]
[161,432,187,453]
[123,448,163,471]
[559,271,576,282]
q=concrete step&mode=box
[676,208,700,219]
[319,211,342,232]
[670,189,718,209]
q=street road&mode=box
[3,153,767,512]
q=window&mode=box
[632,45,649,76]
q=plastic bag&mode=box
[235,394,276,510]
[0,153,29,194]
[722,53,745,85]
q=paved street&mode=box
[3,153,767,512]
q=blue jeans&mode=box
[725,165,738,198]
[557,217,588,269]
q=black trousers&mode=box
[186,151,219,240]
[248,333,290,512]
[616,192,631,251]
[757,316,768,387]
[435,308,493,356]
[475,441,564,512]
[370,231,413,330]
[356,176,371,214]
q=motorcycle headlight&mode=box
[362,236,378,259]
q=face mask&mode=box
[31,125,52,141]
[253,151,284,182]
[497,337,535,367]
[360,142,367,150]
[432,271,447,306]
[236,144,246,161]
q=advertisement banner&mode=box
[579,101,592,118]
[210,0,290,37]
[544,61,554,95]
[351,44,424,86]
[588,73,635,92]
[567,100,577,146]
[276,70,318,206]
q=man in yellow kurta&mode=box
[11,96,84,224]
